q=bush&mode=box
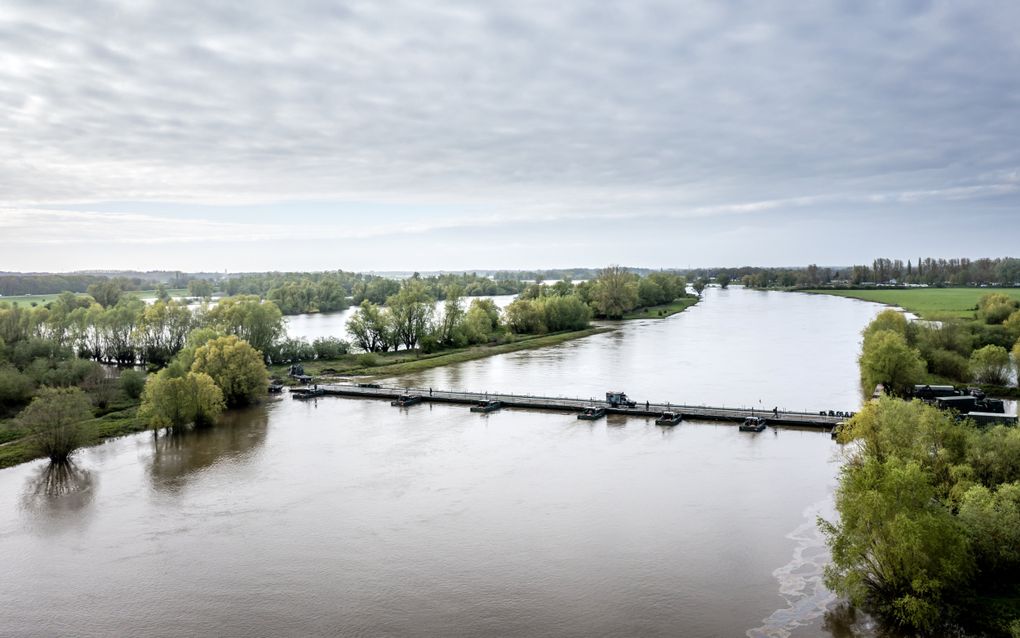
[119,369,146,399]
[10,338,72,370]
[0,365,35,413]
[925,348,971,382]
[970,345,1011,385]
[270,338,316,363]
[312,337,350,359]
[355,353,378,367]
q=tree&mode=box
[155,282,171,302]
[387,279,434,350]
[823,398,974,633]
[190,335,269,406]
[692,278,708,295]
[86,280,124,308]
[119,369,147,399]
[504,298,545,334]
[977,293,1019,325]
[204,296,284,356]
[969,344,1011,385]
[0,364,35,414]
[138,368,224,431]
[346,301,392,352]
[590,265,639,319]
[18,387,94,463]
[463,298,502,344]
[435,285,466,347]
[187,279,215,299]
[859,330,925,397]
[862,309,910,342]
[717,274,731,289]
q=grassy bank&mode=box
[270,327,612,379]
[801,287,1020,319]
[0,404,147,470]
[621,296,699,320]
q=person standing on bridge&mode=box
[429,387,433,396]
[773,406,778,417]
[646,400,649,411]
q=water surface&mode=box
[0,288,886,637]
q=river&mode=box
[0,287,886,637]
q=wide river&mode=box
[0,287,885,637]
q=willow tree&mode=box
[19,387,93,463]
[591,265,639,319]
[191,335,269,407]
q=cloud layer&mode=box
[1,1,1018,269]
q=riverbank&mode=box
[271,327,612,379]
[0,328,611,470]
[621,296,699,320]
[0,403,147,470]
[799,287,1020,319]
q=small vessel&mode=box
[268,382,284,394]
[655,411,682,426]
[292,387,325,400]
[739,416,767,432]
[391,394,423,407]
[470,400,501,413]
[577,406,607,421]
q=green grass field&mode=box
[802,288,1020,319]
[0,288,190,307]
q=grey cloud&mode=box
[1,1,1018,222]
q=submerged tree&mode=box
[19,387,93,463]
[190,335,269,407]
[138,368,224,431]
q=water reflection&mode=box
[147,404,269,492]
[20,461,97,532]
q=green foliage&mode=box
[18,386,94,463]
[190,335,269,407]
[692,278,708,295]
[387,278,435,350]
[859,329,925,397]
[978,293,1020,325]
[717,274,731,289]
[827,398,1020,634]
[970,344,1011,385]
[269,337,316,363]
[119,369,147,399]
[0,364,35,413]
[346,301,394,353]
[862,309,910,342]
[924,348,971,381]
[138,369,225,430]
[311,337,350,359]
[590,266,639,319]
[204,295,284,356]
[86,279,124,307]
[187,278,214,299]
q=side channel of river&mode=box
[0,287,887,638]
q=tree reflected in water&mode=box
[821,602,905,638]
[20,461,97,533]
[147,404,269,493]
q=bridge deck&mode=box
[293,384,846,428]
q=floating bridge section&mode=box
[292,383,845,429]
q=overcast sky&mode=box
[2,1,1018,272]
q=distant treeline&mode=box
[0,274,161,297]
[738,257,1020,289]
[223,271,527,315]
